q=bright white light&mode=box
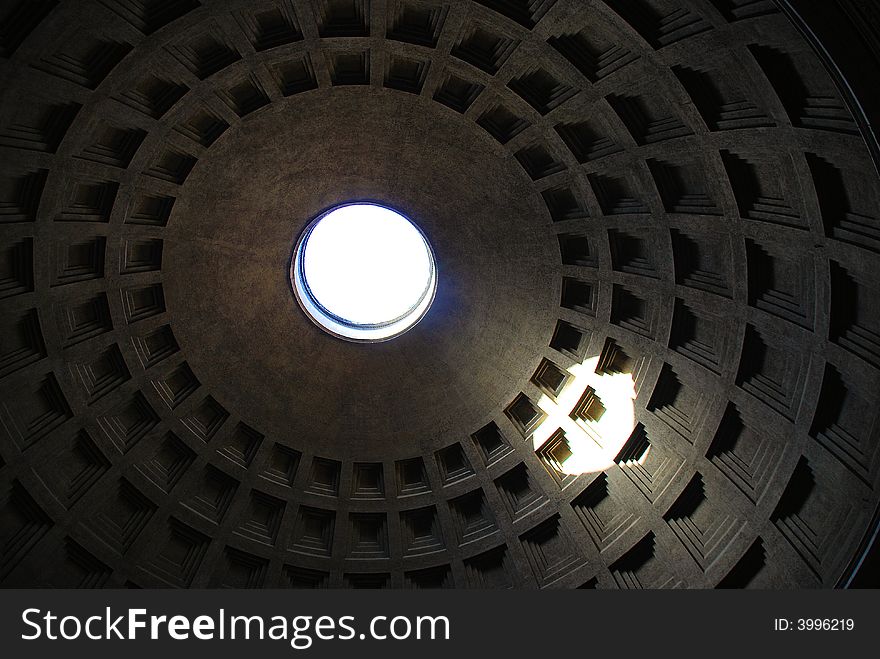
[303,205,432,324]
[532,356,638,475]
[291,203,437,342]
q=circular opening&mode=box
[291,203,437,342]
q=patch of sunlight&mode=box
[532,355,640,475]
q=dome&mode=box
[0,0,878,589]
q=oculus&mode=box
[291,203,437,342]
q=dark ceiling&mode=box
[1,0,879,589]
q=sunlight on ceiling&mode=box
[532,356,641,475]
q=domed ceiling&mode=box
[1,0,879,589]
